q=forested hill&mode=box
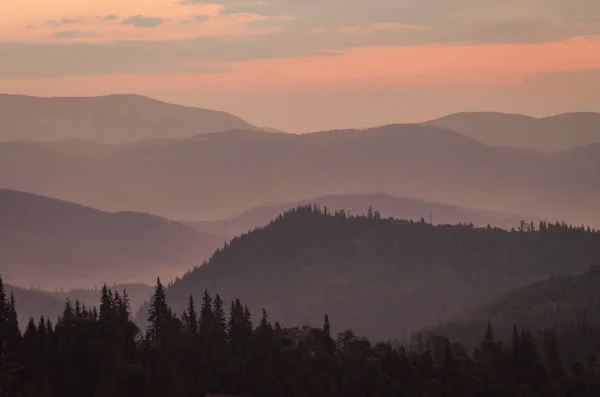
[46,283,153,317]
[189,193,532,239]
[4,284,65,331]
[6,276,600,397]
[435,264,600,349]
[0,188,221,289]
[138,206,600,341]
[3,283,153,331]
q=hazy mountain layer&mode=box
[4,283,65,332]
[1,124,598,226]
[425,111,600,152]
[1,281,153,332]
[0,94,257,143]
[137,206,600,341]
[0,189,221,289]
[46,283,154,315]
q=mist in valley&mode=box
[2,2,600,394]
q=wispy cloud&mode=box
[180,15,210,24]
[121,15,166,28]
[46,18,81,27]
[52,30,92,39]
[3,0,600,80]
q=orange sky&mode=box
[1,0,600,131]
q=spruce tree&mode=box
[99,285,113,322]
[212,294,228,349]
[0,276,6,348]
[324,314,331,337]
[121,290,131,321]
[147,278,169,343]
[199,290,214,345]
[184,295,198,336]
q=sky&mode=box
[1,0,600,132]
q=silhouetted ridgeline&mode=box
[188,193,533,239]
[0,94,257,142]
[426,111,600,152]
[2,284,64,331]
[3,276,600,396]
[137,206,600,341]
[2,283,153,331]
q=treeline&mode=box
[150,205,600,341]
[2,276,600,397]
[434,265,600,351]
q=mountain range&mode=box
[0,94,257,143]
[3,93,600,340]
[0,188,221,289]
[426,111,600,152]
[1,125,599,226]
[2,94,600,151]
[137,206,600,341]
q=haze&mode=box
[2,0,600,132]
[3,3,600,396]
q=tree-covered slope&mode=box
[4,283,65,331]
[189,193,533,239]
[138,206,600,341]
[46,283,154,315]
[0,189,221,289]
[1,282,153,332]
[435,264,600,349]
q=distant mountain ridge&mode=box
[4,283,65,331]
[1,123,598,226]
[2,281,153,332]
[3,93,597,151]
[0,189,221,289]
[425,111,600,152]
[189,193,535,239]
[0,93,258,143]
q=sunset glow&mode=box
[1,0,600,130]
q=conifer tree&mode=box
[481,320,496,354]
[62,299,74,324]
[199,290,213,344]
[324,314,331,337]
[184,295,198,336]
[121,290,131,321]
[5,293,19,342]
[212,294,228,350]
[147,278,169,343]
[99,285,113,322]
[0,277,6,348]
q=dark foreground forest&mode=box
[2,277,600,397]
